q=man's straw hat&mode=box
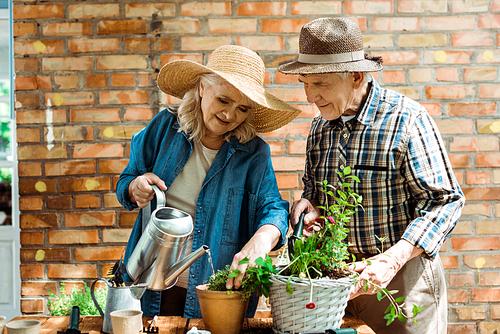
[279,17,383,74]
[157,45,301,133]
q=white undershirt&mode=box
[166,139,219,289]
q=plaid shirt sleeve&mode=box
[401,111,465,258]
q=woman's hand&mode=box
[128,173,167,209]
[226,225,281,290]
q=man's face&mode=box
[298,73,356,121]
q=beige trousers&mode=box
[345,255,447,334]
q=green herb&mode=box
[48,282,107,316]
[207,255,278,301]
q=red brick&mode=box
[436,67,459,82]
[59,176,111,192]
[267,141,285,155]
[15,41,61,57]
[97,20,147,35]
[423,50,473,65]
[449,154,471,168]
[85,75,108,88]
[371,51,419,65]
[345,0,392,13]
[157,20,199,34]
[15,58,39,72]
[42,22,92,36]
[435,119,474,134]
[48,264,97,279]
[238,2,286,16]
[42,57,93,71]
[208,19,256,34]
[46,196,72,210]
[449,273,474,287]
[45,92,94,106]
[70,108,120,123]
[125,3,175,17]
[464,254,500,269]
[479,272,500,286]
[68,4,119,19]
[276,174,299,189]
[236,36,285,51]
[451,237,500,251]
[382,70,405,84]
[75,194,100,209]
[373,17,420,30]
[119,212,138,227]
[21,248,71,262]
[104,194,121,208]
[447,290,468,303]
[466,171,490,185]
[441,255,459,268]
[476,221,500,235]
[21,265,44,279]
[99,90,149,105]
[20,231,44,245]
[18,163,42,177]
[264,122,310,138]
[452,0,488,12]
[16,76,37,91]
[291,1,340,15]
[21,299,44,314]
[181,2,231,16]
[271,157,306,172]
[425,85,474,100]
[463,187,500,201]
[452,32,494,47]
[181,36,231,51]
[19,179,57,195]
[124,107,154,121]
[111,74,135,87]
[20,213,58,229]
[54,76,79,90]
[69,38,119,53]
[159,54,203,65]
[427,16,475,30]
[479,84,500,99]
[124,37,174,52]
[472,289,500,302]
[479,14,500,29]
[14,22,37,37]
[447,102,496,116]
[45,160,96,176]
[99,126,143,140]
[261,19,310,33]
[13,5,64,19]
[21,282,57,296]
[48,230,98,245]
[464,67,497,82]
[103,229,132,243]
[65,211,115,227]
[75,246,124,262]
[398,0,447,13]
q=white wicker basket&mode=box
[269,274,353,334]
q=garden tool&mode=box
[126,185,209,291]
[288,211,306,260]
[57,306,88,334]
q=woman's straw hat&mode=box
[278,17,383,74]
[157,45,301,133]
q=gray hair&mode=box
[173,73,258,144]
[337,72,371,83]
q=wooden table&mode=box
[8,315,375,334]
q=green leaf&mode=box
[395,296,405,303]
[376,291,382,301]
[397,314,407,322]
[238,258,250,265]
[344,166,351,174]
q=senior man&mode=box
[279,17,465,334]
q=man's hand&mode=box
[290,198,321,229]
[349,240,423,300]
[128,173,167,209]
[226,225,280,290]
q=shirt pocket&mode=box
[221,187,256,246]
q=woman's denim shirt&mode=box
[116,109,289,319]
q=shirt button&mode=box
[197,230,201,233]
[192,274,195,278]
[189,297,193,300]
[340,165,344,170]
[198,206,202,210]
[343,133,348,138]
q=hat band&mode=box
[298,50,365,64]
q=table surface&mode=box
[7,315,375,334]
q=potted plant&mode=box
[268,167,425,334]
[196,255,277,334]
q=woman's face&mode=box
[199,80,252,139]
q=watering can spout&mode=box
[129,283,148,300]
[164,245,209,287]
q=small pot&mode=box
[196,284,250,334]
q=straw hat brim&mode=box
[278,59,383,75]
[157,60,301,133]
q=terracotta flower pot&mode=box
[195,284,250,334]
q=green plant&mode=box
[48,282,107,316]
[207,254,278,301]
[279,167,424,325]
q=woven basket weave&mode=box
[269,274,353,334]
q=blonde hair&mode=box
[172,73,258,144]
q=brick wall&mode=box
[13,0,500,332]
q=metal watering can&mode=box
[126,185,209,291]
[90,278,147,333]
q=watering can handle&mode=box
[90,278,107,319]
[141,185,167,233]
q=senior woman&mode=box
[117,45,301,319]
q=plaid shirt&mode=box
[302,78,465,259]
